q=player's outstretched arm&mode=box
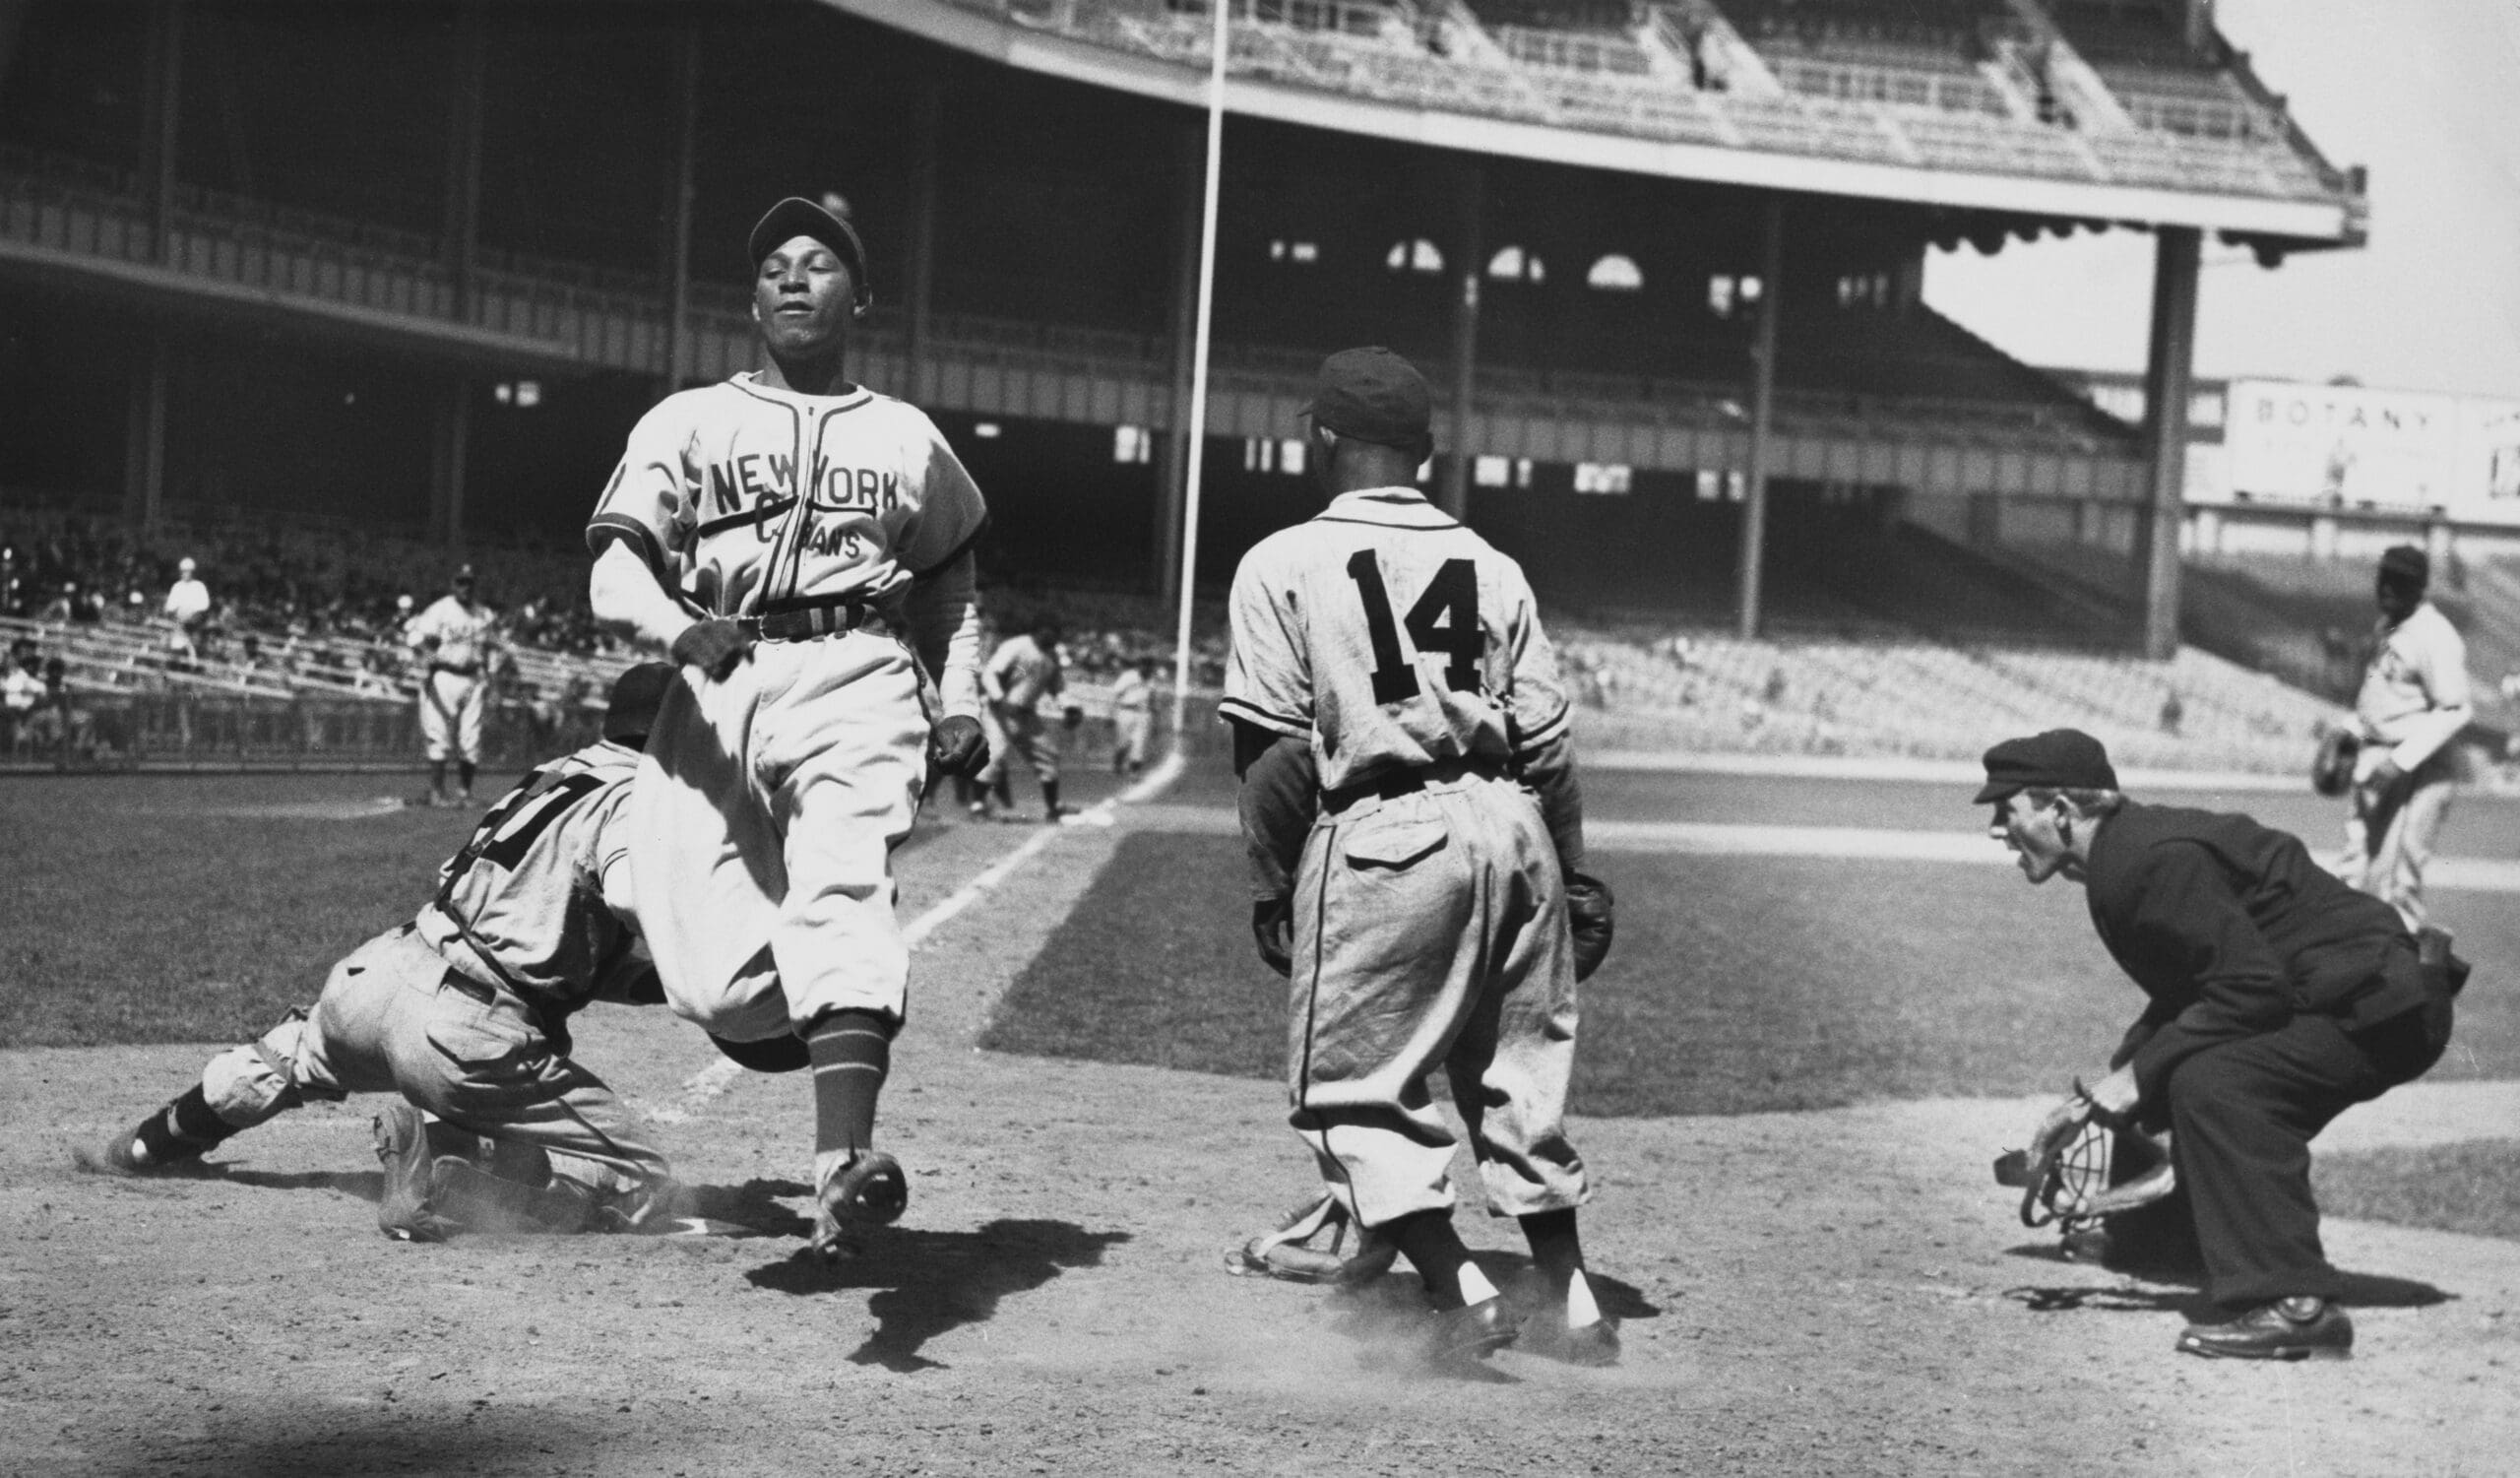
[901,548,983,719]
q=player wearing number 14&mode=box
[1222,348,1618,1366]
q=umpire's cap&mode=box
[748,196,869,295]
[1300,348,1431,450]
[1975,729,2118,803]
[604,663,676,749]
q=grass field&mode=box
[11,761,2518,1243]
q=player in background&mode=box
[161,555,211,667]
[1109,656,1155,778]
[1221,348,1618,1367]
[2337,546,2472,930]
[405,564,500,807]
[585,195,990,1258]
[974,615,1069,822]
[80,667,686,1241]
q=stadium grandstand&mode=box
[0,0,2450,777]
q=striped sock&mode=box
[806,1009,894,1156]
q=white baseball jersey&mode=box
[588,375,986,703]
[412,739,651,1010]
[983,633,1063,711]
[407,595,497,673]
[1222,486,1570,794]
[1111,668,1151,715]
[162,577,211,625]
[2355,601,2472,770]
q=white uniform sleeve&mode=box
[586,399,700,585]
[2392,614,2473,770]
[981,637,1017,705]
[1219,546,1310,739]
[1499,562,1572,759]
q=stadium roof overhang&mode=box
[835,0,2359,252]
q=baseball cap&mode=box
[1975,729,2119,803]
[747,196,869,292]
[603,663,677,747]
[1299,347,1432,449]
[2378,545,2428,587]
[453,563,476,586]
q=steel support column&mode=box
[1441,158,1485,520]
[903,76,941,405]
[142,0,182,265]
[2139,226,2199,659]
[442,3,484,320]
[1735,195,1784,640]
[123,338,169,529]
[431,385,472,549]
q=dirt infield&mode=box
[6,781,2517,1476]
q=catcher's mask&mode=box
[1995,1104,2177,1232]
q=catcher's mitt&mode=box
[1226,1191,1399,1286]
[2310,728,2361,798]
[1566,870,1614,982]
[1994,1093,2176,1231]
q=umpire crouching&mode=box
[1982,729,2461,1359]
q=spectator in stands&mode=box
[162,555,212,666]
[2336,546,2472,931]
[2158,690,2184,736]
[3,638,41,754]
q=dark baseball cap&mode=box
[747,196,869,291]
[1299,347,1431,449]
[1975,729,2119,803]
[604,663,677,747]
[2378,545,2428,587]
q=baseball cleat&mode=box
[372,1104,455,1243]
[72,1131,154,1178]
[2176,1297,2353,1361]
[1520,1316,1622,1368]
[1421,1296,1521,1365]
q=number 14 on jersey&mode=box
[1347,550,1483,704]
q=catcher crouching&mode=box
[1981,729,2462,1360]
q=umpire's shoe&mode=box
[2177,1297,2353,1360]
[373,1104,456,1244]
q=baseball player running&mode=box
[80,667,685,1240]
[974,616,1069,822]
[585,195,990,1258]
[1109,657,1155,777]
[1221,348,1618,1367]
[406,564,500,807]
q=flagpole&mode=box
[1167,0,1229,759]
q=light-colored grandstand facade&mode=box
[0,0,2362,662]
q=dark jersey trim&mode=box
[1218,694,1307,738]
[1313,512,1461,531]
[587,515,669,583]
[694,493,796,541]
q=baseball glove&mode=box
[1251,896,1293,978]
[2310,728,2361,798]
[926,714,989,778]
[1566,871,1614,982]
[670,618,754,681]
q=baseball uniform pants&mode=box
[628,630,927,1044]
[2343,746,2458,931]
[420,671,486,763]
[976,703,1059,791]
[1286,772,1588,1229]
[1112,710,1151,772]
[196,925,668,1200]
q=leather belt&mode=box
[738,596,882,643]
[1322,756,1506,814]
[430,661,481,676]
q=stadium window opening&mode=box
[1574,463,1633,495]
[1587,255,1643,291]
[1475,456,1536,489]
[1112,425,1154,464]
[1270,239,1321,264]
[1242,438,1307,475]
[1386,238,1444,274]
[1487,246,1545,284]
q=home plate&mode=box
[637,1215,776,1239]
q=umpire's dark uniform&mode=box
[2085,802,2457,1308]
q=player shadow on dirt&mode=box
[2001,1242,2449,1318]
[741,1217,1131,1373]
[1328,1253,1661,1382]
[209,1168,817,1241]
[84,1397,610,1477]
